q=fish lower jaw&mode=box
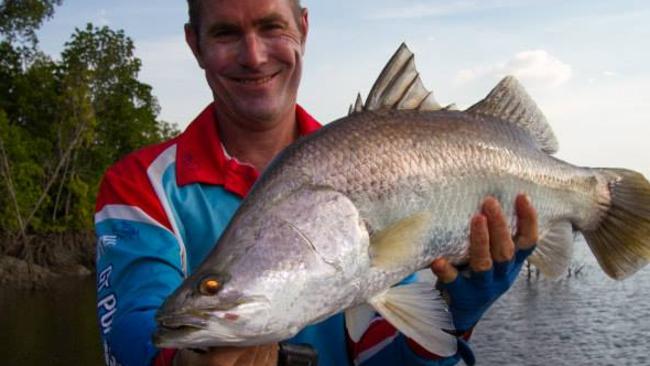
[154,330,247,349]
[154,322,295,349]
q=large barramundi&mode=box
[153,44,650,356]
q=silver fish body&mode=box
[154,45,650,355]
[240,108,603,294]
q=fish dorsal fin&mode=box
[351,43,442,115]
[348,93,365,116]
[466,76,559,154]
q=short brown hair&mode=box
[187,0,304,34]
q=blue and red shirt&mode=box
[95,104,460,366]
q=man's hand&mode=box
[174,344,279,366]
[431,194,538,332]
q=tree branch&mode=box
[20,121,87,234]
[0,132,27,244]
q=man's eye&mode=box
[261,23,285,32]
[211,29,239,40]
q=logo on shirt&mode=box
[97,235,117,261]
[97,265,113,293]
[98,293,117,335]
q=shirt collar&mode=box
[176,103,321,197]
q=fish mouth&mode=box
[155,295,271,338]
[157,312,210,331]
[155,302,253,331]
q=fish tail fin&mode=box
[582,168,650,279]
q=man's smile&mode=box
[230,71,281,86]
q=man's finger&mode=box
[254,344,278,366]
[431,257,458,284]
[482,197,515,262]
[469,213,492,272]
[514,194,538,250]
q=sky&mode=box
[37,0,649,177]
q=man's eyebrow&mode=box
[253,13,290,27]
[206,21,240,34]
[204,13,290,35]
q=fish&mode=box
[153,43,650,357]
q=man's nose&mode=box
[238,33,267,68]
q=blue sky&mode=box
[38,0,649,177]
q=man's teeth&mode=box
[237,75,273,85]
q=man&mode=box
[94,0,538,365]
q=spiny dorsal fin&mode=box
[354,93,364,112]
[348,93,365,116]
[466,76,559,154]
[349,43,442,115]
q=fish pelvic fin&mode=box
[350,43,443,115]
[528,221,575,279]
[368,282,456,357]
[369,211,432,269]
[583,169,650,279]
[466,76,559,154]
[345,303,376,342]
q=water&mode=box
[1,243,649,366]
[0,276,103,366]
[471,244,650,366]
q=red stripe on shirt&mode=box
[348,318,398,361]
[95,139,177,231]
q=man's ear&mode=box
[185,23,205,69]
[299,8,309,52]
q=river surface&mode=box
[1,241,649,366]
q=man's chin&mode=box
[232,102,294,125]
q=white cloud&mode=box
[454,49,572,88]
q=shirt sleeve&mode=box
[95,162,185,366]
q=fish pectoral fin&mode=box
[345,303,376,342]
[370,212,432,269]
[466,75,559,154]
[368,282,457,357]
[528,221,574,278]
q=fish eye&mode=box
[198,277,221,296]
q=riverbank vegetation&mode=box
[0,1,178,287]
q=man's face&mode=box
[186,0,308,126]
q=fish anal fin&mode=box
[466,76,559,154]
[345,303,376,342]
[368,282,456,357]
[528,221,574,278]
[370,212,432,269]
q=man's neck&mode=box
[216,107,299,172]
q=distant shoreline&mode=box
[0,232,95,289]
